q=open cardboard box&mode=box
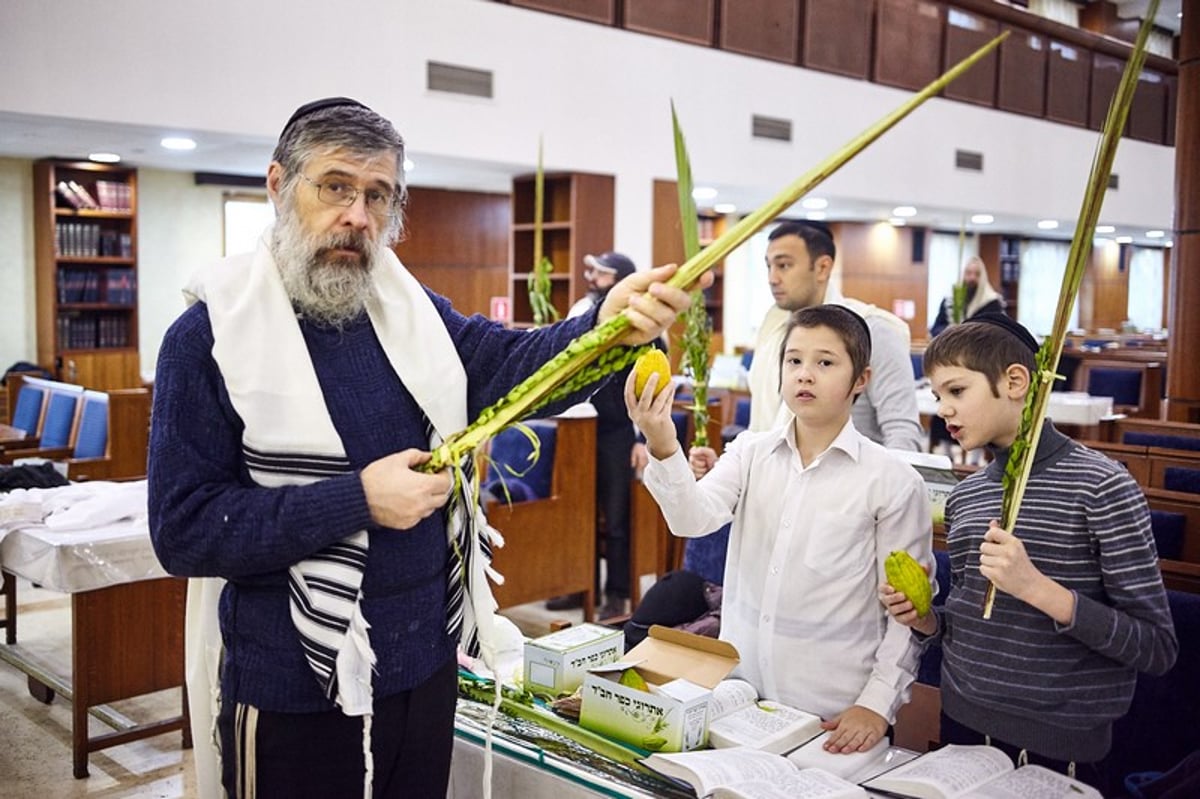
[578,625,739,752]
[523,622,623,695]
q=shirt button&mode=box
[770,567,779,575]
[783,519,791,528]
[762,615,771,623]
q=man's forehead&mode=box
[767,235,810,258]
[307,150,397,184]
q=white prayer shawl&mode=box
[181,231,502,795]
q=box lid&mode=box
[526,622,621,653]
[594,625,739,690]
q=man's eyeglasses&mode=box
[300,174,397,219]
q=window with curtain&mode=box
[1017,239,1076,336]
[1127,246,1165,331]
[926,232,978,330]
[223,193,274,256]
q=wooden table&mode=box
[0,488,190,778]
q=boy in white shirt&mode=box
[626,304,933,753]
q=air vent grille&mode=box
[752,115,792,142]
[427,61,493,98]
[955,149,984,171]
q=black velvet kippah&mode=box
[969,312,1040,353]
[824,304,872,348]
[279,97,370,140]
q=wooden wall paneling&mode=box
[874,0,945,92]
[800,0,873,79]
[1165,74,1177,147]
[997,26,1047,117]
[1089,53,1126,131]
[834,222,929,341]
[1128,70,1168,144]
[942,8,998,106]
[720,0,800,64]
[393,187,511,318]
[1084,240,1130,331]
[625,0,716,46]
[509,0,616,24]
[1046,40,1091,126]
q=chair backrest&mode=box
[486,419,558,501]
[1163,467,1200,495]
[916,550,952,686]
[10,384,47,434]
[72,390,109,459]
[1149,510,1186,560]
[1124,432,1200,452]
[734,398,750,429]
[40,389,82,448]
[1088,367,1143,407]
[910,352,923,380]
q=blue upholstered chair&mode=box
[916,550,951,686]
[484,419,557,502]
[39,389,82,448]
[910,352,924,380]
[1162,467,1200,495]
[1149,510,1186,560]
[1088,367,1143,408]
[1103,590,1200,796]
[10,382,47,435]
[70,391,109,459]
[1124,432,1200,452]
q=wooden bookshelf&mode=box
[509,171,614,326]
[32,160,140,390]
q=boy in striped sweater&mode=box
[881,313,1176,787]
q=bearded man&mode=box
[147,97,700,799]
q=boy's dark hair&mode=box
[924,318,1037,397]
[779,304,872,389]
[767,220,836,262]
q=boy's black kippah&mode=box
[969,312,1040,353]
[280,97,370,140]
[825,303,872,348]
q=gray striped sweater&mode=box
[935,423,1177,762]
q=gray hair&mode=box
[271,104,408,241]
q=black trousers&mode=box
[217,656,458,799]
[596,426,634,598]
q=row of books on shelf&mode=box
[55,222,133,259]
[55,179,133,212]
[57,268,136,305]
[56,314,132,350]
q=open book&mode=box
[862,744,1102,799]
[706,679,823,754]
[644,747,869,799]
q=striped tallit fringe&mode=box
[246,444,376,796]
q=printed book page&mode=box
[643,747,799,797]
[711,768,870,799]
[707,679,823,754]
[786,732,892,782]
[862,744,1013,798]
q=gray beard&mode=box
[272,207,380,329]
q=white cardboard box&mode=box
[578,625,739,752]
[523,622,624,695]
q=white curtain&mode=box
[926,232,977,330]
[1127,246,1165,331]
[1017,239,1077,337]
[1028,0,1079,27]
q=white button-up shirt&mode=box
[643,418,933,722]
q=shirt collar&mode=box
[771,414,862,465]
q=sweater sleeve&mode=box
[1060,469,1178,676]
[147,304,375,579]
[864,318,924,452]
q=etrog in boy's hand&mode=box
[632,349,672,398]
[885,550,933,617]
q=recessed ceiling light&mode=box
[403,158,415,172]
[1037,219,1059,230]
[1115,235,1133,244]
[160,136,196,151]
[805,211,827,221]
[1146,230,1165,238]
[692,187,718,201]
[88,152,121,163]
[970,213,994,224]
[801,197,828,210]
[1095,224,1116,234]
[713,202,737,214]
[888,217,907,227]
[892,205,917,217]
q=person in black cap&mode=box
[548,251,651,619]
[147,97,705,798]
[882,314,1176,790]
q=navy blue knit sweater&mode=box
[148,292,596,713]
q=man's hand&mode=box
[688,446,717,479]
[630,441,649,478]
[624,370,679,461]
[361,449,453,530]
[819,706,888,753]
[598,263,714,346]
